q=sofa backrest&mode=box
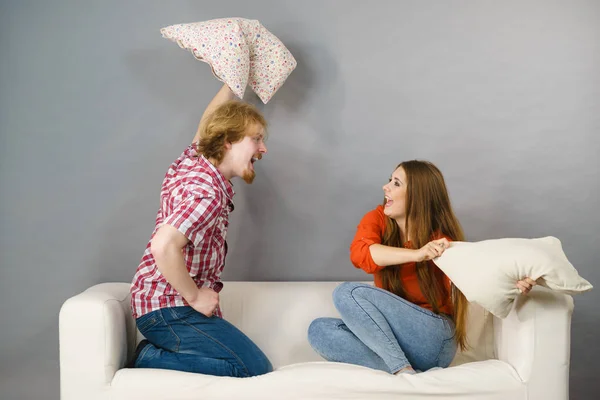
[218,282,496,368]
[123,281,494,368]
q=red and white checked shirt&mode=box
[130,143,234,319]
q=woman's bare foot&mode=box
[394,366,416,375]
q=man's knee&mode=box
[244,353,273,377]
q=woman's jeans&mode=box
[308,282,457,374]
[134,306,273,377]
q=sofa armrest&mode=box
[59,283,133,400]
[494,286,573,400]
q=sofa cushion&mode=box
[111,360,524,400]
[217,282,495,369]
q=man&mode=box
[128,84,272,377]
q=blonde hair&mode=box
[197,100,267,163]
[379,160,469,351]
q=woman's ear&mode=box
[224,141,232,150]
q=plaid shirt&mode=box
[130,144,234,319]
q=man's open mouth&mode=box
[249,154,262,170]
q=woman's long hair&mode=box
[379,160,469,350]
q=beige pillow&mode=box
[160,18,296,104]
[434,236,593,318]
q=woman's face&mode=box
[382,166,407,221]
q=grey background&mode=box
[1,1,598,399]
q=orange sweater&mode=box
[349,205,453,315]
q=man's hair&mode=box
[197,100,267,163]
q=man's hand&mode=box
[188,287,220,317]
[151,225,219,315]
[415,238,449,262]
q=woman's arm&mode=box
[369,238,449,266]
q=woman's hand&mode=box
[415,238,449,262]
[516,277,537,295]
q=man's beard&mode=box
[242,169,256,184]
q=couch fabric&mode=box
[59,281,573,400]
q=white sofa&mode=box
[59,281,573,400]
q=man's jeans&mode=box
[308,282,457,373]
[134,306,273,377]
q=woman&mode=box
[308,160,536,374]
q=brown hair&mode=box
[379,160,469,350]
[197,100,267,164]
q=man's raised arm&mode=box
[192,83,235,144]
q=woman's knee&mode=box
[308,317,346,359]
[308,317,343,348]
[308,317,328,344]
[332,282,369,311]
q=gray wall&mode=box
[1,1,598,399]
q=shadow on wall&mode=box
[124,44,219,114]
[112,39,356,281]
[91,179,161,283]
[225,42,362,280]
[264,42,344,148]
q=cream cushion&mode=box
[434,236,592,318]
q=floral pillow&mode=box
[160,18,296,104]
[160,19,250,99]
[238,19,297,104]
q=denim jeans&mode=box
[308,282,457,374]
[134,306,273,377]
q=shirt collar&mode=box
[192,146,235,203]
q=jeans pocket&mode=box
[138,309,182,352]
[137,312,161,333]
[170,306,199,320]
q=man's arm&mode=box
[192,83,235,144]
[150,224,219,316]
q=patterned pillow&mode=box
[238,19,297,104]
[160,19,250,99]
[160,18,296,104]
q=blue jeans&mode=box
[134,306,273,377]
[308,282,457,374]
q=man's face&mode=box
[228,123,267,184]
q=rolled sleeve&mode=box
[163,193,220,247]
[349,207,387,274]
